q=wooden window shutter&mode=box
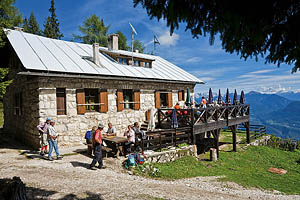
[56,88,66,115]
[178,91,183,101]
[76,89,86,115]
[168,92,173,108]
[117,90,124,112]
[100,89,108,113]
[134,90,140,110]
[155,91,160,109]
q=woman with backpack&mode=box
[36,117,51,156]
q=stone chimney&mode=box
[92,43,100,66]
[108,34,118,51]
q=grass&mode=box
[137,146,300,195]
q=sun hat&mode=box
[98,123,104,128]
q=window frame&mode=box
[14,92,22,116]
[84,89,100,112]
[56,88,67,115]
[123,89,134,109]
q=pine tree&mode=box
[43,0,63,39]
[116,30,129,50]
[24,12,41,35]
[133,39,145,53]
[73,14,109,46]
[0,0,22,48]
[23,17,29,32]
[0,0,22,100]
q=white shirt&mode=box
[48,125,58,140]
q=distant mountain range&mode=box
[195,91,300,139]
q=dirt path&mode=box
[0,147,299,200]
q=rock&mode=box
[268,167,287,175]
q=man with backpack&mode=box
[37,117,51,156]
[85,126,97,156]
[89,123,106,170]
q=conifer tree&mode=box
[24,12,41,35]
[0,0,22,100]
[23,17,29,32]
[133,39,145,53]
[116,30,129,50]
[0,0,22,48]
[73,14,109,46]
[44,0,63,39]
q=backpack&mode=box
[84,130,93,140]
[125,154,136,169]
[134,153,145,165]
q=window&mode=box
[178,90,185,101]
[56,88,66,115]
[155,91,173,108]
[85,89,99,111]
[160,93,168,107]
[76,89,108,114]
[145,62,151,68]
[14,92,22,116]
[123,89,133,109]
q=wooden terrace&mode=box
[137,104,250,157]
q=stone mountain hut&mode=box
[3,28,203,149]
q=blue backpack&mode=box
[126,154,136,168]
[84,130,93,140]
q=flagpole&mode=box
[154,35,155,55]
[131,29,134,66]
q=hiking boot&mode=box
[56,156,63,160]
[98,165,106,169]
[48,157,53,161]
[89,166,97,170]
[40,151,45,156]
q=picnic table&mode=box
[102,136,128,157]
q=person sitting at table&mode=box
[133,122,146,140]
[123,125,135,154]
[106,123,116,136]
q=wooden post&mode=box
[191,108,195,144]
[246,122,250,144]
[231,125,237,152]
[159,132,162,151]
[158,109,161,128]
[214,129,220,158]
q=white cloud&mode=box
[198,77,215,82]
[249,69,276,74]
[158,31,179,47]
[186,57,203,63]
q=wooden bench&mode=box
[102,146,113,158]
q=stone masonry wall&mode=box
[4,75,195,149]
[37,77,195,147]
[4,76,40,148]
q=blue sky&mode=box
[15,0,300,94]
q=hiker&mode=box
[200,96,207,108]
[123,125,135,154]
[89,123,106,170]
[85,126,97,156]
[37,117,51,156]
[133,122,146,139]
[47,120,62,161]
[106,123,116,136]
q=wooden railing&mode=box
[136,127,192,152]
[157,104,250,128]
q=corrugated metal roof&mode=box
[5,29,203,84]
